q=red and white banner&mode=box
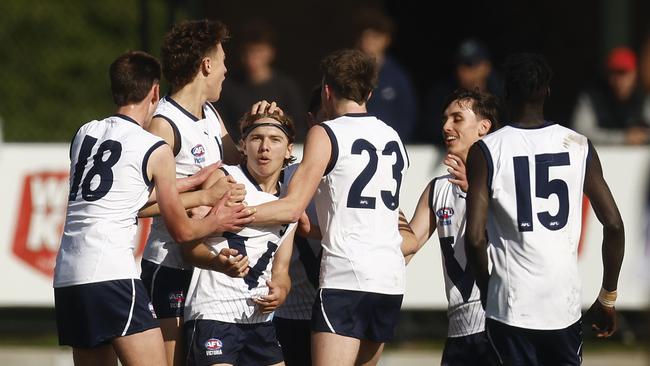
[0,143,648,308]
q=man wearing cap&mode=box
[572,46,650,145]
[421,38,504,147]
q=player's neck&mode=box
[245,165,281,195]
[170,86,206,120]
[332,99,367,117]
[510,103,545,127]
[115,104,149,127]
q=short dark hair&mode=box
[503,53,552,104]
[320,49,377,104]
[109,51,161,106]
[161,19,229,89]
[443,88,501,132]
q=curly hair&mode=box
[320,49,377,104]
[239,110,296,166]
[161,19,229,89]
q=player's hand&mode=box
[583,300,617,338]
[253,279,287,314]
[251,100,284,116]
[207,175,246,207]
[445,154,468,192]
[209,193,256,233]
[189,162,222,189]
[213,248,250,277]
[188,205,211,219]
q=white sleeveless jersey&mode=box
[54,115,165,287]
[184,165,297,324]
[143,96,225,269]
[275,163,322,320]
[479,123,589,330]
[314,114,409,295]
[430,176,485,337]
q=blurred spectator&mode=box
[355,9,418,142]
[216,19,305,141]
[572,47,650,145]
[420,38,504,146]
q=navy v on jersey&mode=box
[143,96,225,269]
[184,165,296,324]
[430,176,485,337]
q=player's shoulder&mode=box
[429,174,456,197]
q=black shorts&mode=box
[185,319,283,366]
[274,317,311,366]
[311,288,403,343]
[441,331,500,366]
[140,259,193,319]
[486,318,583,366]
[54,279,159,348]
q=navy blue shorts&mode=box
[185,319,283,366]
[311,288,403,343]
[486,318,583,366]
[274,317,311,366]
[140,259,193,319]
[54,279,159,348]
[441,331,500,366]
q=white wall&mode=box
[0,143,648,308]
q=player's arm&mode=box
[582,141,625,338]
[139,170,246,217]
[253,125,330,225]
[147,144,254,243]
[254,226,296,313]
[145,162,221,205]
[404,182,437,264]
[181,242,250,278]
[464,143,491,308]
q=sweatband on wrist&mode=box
[597,288,617,308]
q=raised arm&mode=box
[253,125,331,225]
[582,141,625,337]
[464,143,491,307]
[404,182,437,263]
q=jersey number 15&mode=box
[513,152,570,232]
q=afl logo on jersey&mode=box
[205,338,223,355]
[191,144,206,164]
[436,207,455,225]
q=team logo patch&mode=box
[205,338,223,356]
[436,207,455,225]
[168,291,185,309]
[191,144,206,164]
